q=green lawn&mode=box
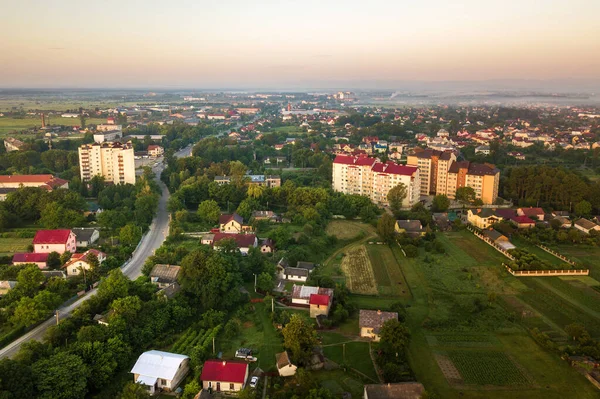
[0,116,107,135]
[367,244,411,298]
[321,337,378,381]
[511,237,571,267]
[0,237,32,255]
[554,245,600,280]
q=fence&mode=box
[537,244,577,266]
[467,226,515,260]
[502,263,589,277]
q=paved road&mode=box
[0,144,192,359]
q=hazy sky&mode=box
[1,0,600,88]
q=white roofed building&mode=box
[130,350,190,395]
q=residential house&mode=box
[260,238,275,253]
[4,137,25,152]
[0,174,69,190]
[130,350,190,395]
[309,293,332,318]
[246,174,281,188]
[275,351,297,377]
[148,145,164,157]
[510,215,536,229]
[359,310,398,341]
[0,281,17,296]
[212,233,258,255]
[12,252,49,269]
[150,264,181,289]
[214,176,231,185]
[552,216,572,229]
[394,220,425,238]
[475,145,490,155]
[574,218,600,234]
[467,209,502,229]
[517,207,545,221]
[201,234,214,245]
[33,229,77,254]
[291,285,333,307]
[481,229,516,250]
[277,260,315,281]
[72,228,100,248]
[63,249,106,277]
[251,210,277,222]
[219,213,244,233]
[364,383,425,399]
[200,360,249,393]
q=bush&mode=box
[403,245,418,258]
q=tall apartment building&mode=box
[407,149,499,204]
[78,142,136,185]
[332,155,420,208]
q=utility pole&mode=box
[55,310,59,325]
[254,274,257,292]
[272,297,274,313]
[343,343,346,363]
[212,336,215,354]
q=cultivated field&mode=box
[446,350,531,386]
[366,244,410,298]
[340,245,378,295]
[0,116,107,135]
[326,220,372,241]
[0,237,32,256]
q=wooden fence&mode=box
[467,226,515,260]
[502,263,589,277]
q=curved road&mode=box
[0,144,192,359]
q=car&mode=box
[249,376,259,388]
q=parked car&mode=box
[250,376,259,388]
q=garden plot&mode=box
[341,245,378,295]
[427,334,498,348]
[447,350,532,387]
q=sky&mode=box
[1,0,600,89]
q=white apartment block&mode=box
[78,142,136,185]
[332,155,420,208]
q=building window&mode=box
[161,379,167,385]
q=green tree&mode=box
[80,114,86,129]
[46,251,61,270]
[16,264,44,297]
[431,195,450,212]
[387,183,407,216]
[197,200,221,225]
[59,251,72,265]
[120,382,150,399]
[565,323,587,341]
[574,200,592,217]
[181,380,201,399]
[110,295,142,321]
[256,271,273,293]
[247,184,264,199]
[379,319,410,356]
[0,358,35,398]
[119,224,142,246]
[11,297,46,326]
[377,212,396,243]
[98,269,129,301]
[455,186,476,203]
[282,314,317,365]
[32,352,89,399]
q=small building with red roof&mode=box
[510,215,536,229]
[309,293,332,318]
[12,252,50,269]
[33,229,76,254]
[62,249,106,277]
[200,360,249,393]
[517,207,545,221]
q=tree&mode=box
[379,319,410,356]
[120,223,142,246]
[256,272,273,293]
[46,251,61,270]
[247,184,264,199]
[80,114,86,129]
[98,269,129,301]
[11,291,60,326]
[565,323,587,341]
[181,380,201,399]
[377,212,396,243]
[431,195,450,212]
[282,314,317,365]
[110,295,142,321]
[197,200,221,225]
[59,251,72,265]
[387,183,407,216]
[575,200,592,217]
[32,352,89,399]
[120,382,150,399]
[456,186,476,204]
[16,264,44,297]
[0,358,35,398]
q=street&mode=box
[0,144,192,359]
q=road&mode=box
[0,144,193,359]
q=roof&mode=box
[519,207,544,217]
[200,360,248,384]
[213,233,257,248]
[371,161,418,176]
[0,174,55,184]
[333,154,377,166]
[130,350,189,381]
[359,309,398,329]
[219,213,244,225]
[13,252,49,263]
[473,208,496,218]
[291,285,334,300]
[63,249,106,268]
[296,261,315,270]
[481,229,505,242]
[150,264,181,284]
[494,208,517,219]
[71,227,98,242]
[575,218,598,230]
[33,229,72,244]
[309,294,331,306]
[468,162,499,176]
[511,215,535,224]
[364,383,425,399]
[275,351,293,369]
[395,220,422,232]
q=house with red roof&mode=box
[210,233,258,255]
[219,213,246,233]
[147,145,164,157]
[62,249,106,277]
[200,360,249,392]
[510,215,536,229]
[33,229,76,254]
[0,174,69,190]
[12,252,50,269]
[309,293,332,318]
[517,207,545,221]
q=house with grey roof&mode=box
[359,309,398,341]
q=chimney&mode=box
[377,309,382,315]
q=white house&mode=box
[63,249,106,277]
[130,350,190,395]
[33,229,77,254]
[275,351,297,377]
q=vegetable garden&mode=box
[447,350,531,386]
[171,325,222,356]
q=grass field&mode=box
[340,245,378,295]
[326,220,370,241]
[321,332,378,381]
[366,244,411,298]
[554,245,600,280]
[511,237,570,267]
[0,237,32,255]
[396,231,600,398]
[0,116,107,134]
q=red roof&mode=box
[33,229,72,244]
[12,252,49,263]
[219,213,244,225]
[309,293,331,306]
[213,233,256,248]
[200,360,248,384]
[0,174,56,184]
[333,155,376,166]
[511,215,535,224]
[519,207,544,217]
[372,162,418,176]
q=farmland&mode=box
[366,244,410,298]
[340,245,378,295]
[396,230,600,398]
[325,220,373,241]
[0,237,32,256]
[0,116,107,135]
